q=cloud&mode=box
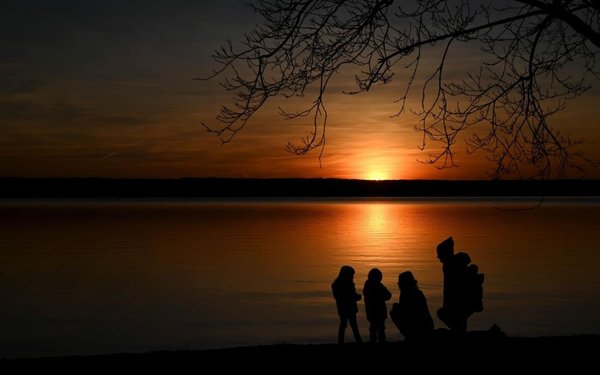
[0,95,151,128]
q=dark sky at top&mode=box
[1,1,598,179]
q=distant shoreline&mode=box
[1,178,599,198]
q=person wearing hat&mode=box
[390,271,434,340]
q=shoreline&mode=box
[1,178,599,198]
[4,335,599,369]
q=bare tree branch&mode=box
[201,0,600,179]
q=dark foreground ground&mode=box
[3,335,599,371]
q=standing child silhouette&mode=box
[363,268,392,343]
[332,266,363,344]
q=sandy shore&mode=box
[3,335,598,371]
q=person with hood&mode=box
[436,237,484,334]
[332,265,363,344]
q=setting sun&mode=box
[361,157,396,180]
[365,170,390,181]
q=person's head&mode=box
[367,268,383,283]
[468,264,479,274]
[436,237,454,263]
[455,252,471,266]
[337,265,355,281]
[398,271,417,290]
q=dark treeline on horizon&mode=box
[0,178,598,198]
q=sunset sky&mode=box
[2,0,599,180]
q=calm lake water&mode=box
[0,198,599,358]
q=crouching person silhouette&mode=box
[332,265,363,344]
[363,268,392,343]
[390,271,434,340]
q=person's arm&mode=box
[354,287,362,301]
[383,286,392,301]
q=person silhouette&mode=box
[332,265,363,344]
[363,268,392,343]
[390,271,434,340]
[436,237,484,334]
[466,263,484,313]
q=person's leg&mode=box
[348,315,362,343]
[456,315,467,335]
[439,307,464,333]
[338,316,347,344]
[369,322,377,343]
[448,309,468,334]
[437,307,450,327]
[378,321,386,343]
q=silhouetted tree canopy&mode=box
[202,0,600,178]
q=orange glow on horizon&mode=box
[365,170,390,181]
[357,154,399,180]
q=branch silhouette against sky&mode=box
[203,0,600,178]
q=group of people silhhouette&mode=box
[332,237,484,343]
